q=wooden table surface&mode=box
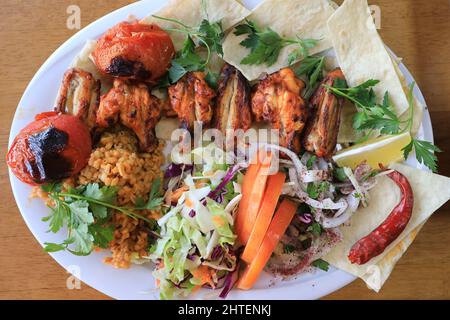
[1,0,449,300]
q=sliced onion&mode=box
[321,192,360,228]
[305,197,347,210]
[257,143,307,176]
[224,194,242,216]
[301,169,329,183]
[344,167,369,207]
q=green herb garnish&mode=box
[309,222,323,236]
[41,179,163,255]
[283,244,296,254]
[333,167,348,182]
[152,1,224,85]
[294,55,325,99]
[325,80,441,172]
[234,20,319,67]
[306,181,329,199]
[306,155,317,170]
[312,259,329,272]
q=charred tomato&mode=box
[7,112,92,185]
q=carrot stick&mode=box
[237,199,297,290]
[238,151,273,245]
[234,148,267,242]
[241,172,286,263]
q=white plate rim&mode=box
[7,0,434,300]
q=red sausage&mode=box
[348,170,414,265]
[7,112,92,185]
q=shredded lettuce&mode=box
[151,158,241,299]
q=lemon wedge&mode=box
[333,132,412,169]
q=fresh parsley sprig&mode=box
[42,179,164,255]
[234,20,319,67]
[325,80,441,172]
[294,55,325,99]
[152,4,224,87]
[401,83,442,172]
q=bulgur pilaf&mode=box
[33,127,165,269]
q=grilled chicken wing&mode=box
[168,72,216,131]
[215,64,252,134]
[303,68,346,158]
[55,68,100,131]
[96,79,161,152]
[91,21,175,83]
[251,68,307,153]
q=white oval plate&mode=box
[8,0,433,300]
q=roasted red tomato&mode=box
[7,112,92,186]
[91,21,175,83]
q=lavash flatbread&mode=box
[327,0,409,117]
[324,163,450,291]
[222,0,336,81]
[331,0,424,143]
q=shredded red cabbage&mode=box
[207,164,242,201]
[299,213,313,224]
[211,245,224,260]
[219,267,240,299]
[164,163,193,179]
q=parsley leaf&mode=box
[312,259,330,272]
[288,38,320,66]
[234,20,319,66]
[294,55,326,99]
[306,155,317,170]
[42,181,159,256]
[333,167,348,182]
[402,139,441,172]
[89,223,114,249]
[44,240,72,253]
[143,178,164,210]
[198,19,224,56]
[309,222,323,236]
[306,182,329,199]
[283,244,296,254]
[325,80,441,172]
[152,2,225,86]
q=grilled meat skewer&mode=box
[303,68,346,158]
[215,64,252,134]
[55,68,101,131]
[251,68,308,153]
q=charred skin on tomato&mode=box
[91,21,175,83]
[6,113,92,186]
